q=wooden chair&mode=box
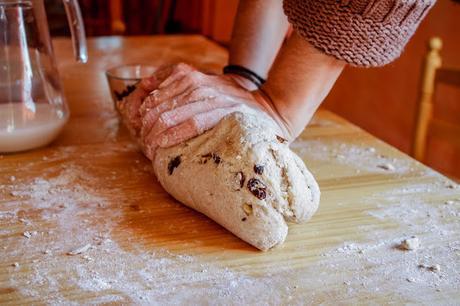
[412,37,460,180]
[109,0,126,35]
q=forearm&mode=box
[260,32,345,139]
[229,0,289,79]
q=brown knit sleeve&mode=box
[283,0,436,67]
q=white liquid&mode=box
[0,103,68,153]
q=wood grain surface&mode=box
[1,36,459,305]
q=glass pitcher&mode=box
[0,0,87,153]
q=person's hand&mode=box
[138,63,291,160]
[116,75,159,138]
[116,64,195,138]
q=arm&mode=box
[256,32,345,139]
[136,38,344,155]
[125,0,436,156]
[250,0,436,137]
[227,0,289,89]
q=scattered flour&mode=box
[9,165,107,210]
[399,236,420,251]
[0,144,291,305]
[67,244,92,255]
[321,180,460,300]
[292,139,416,174]
[1,138,459,304]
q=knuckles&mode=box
[184,70,204,84]
[133,63,255,155]
[186,85,214,101]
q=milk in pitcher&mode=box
[0,103,68,153]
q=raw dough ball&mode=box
[154,109,320,250]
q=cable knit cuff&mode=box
[283,0,435,67]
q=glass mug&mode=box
[0,0,87,153]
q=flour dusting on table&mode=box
[292,139,421,175]
[1,143,289,305]
[1,138,459,305]
[321,181,460,299]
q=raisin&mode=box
[199,155,209,164]
[247,178,267,200]
[236,171,246,189]
[200,153,221,165]
[199,153,212,164]
[114,84,136,101]
[253,164,264,175]
[212,153,221,164]
[168,155,181,175]
[276,135,287,144]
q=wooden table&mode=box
[1,36,459,305]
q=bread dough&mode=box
[154,109,320,250]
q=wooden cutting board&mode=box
[1,36,459,305]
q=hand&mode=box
[116,64,195,138]
[138,63,290,160]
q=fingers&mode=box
[140,86,218,136]
[138,75,159,93]
[117,63,196,137]
[157,71,204,103]
[139,73,192,115]
[143,139,158,161]
[140,75,250,118]
[131,63,269,158]
[117,75,161,134]
[156,105,244,148]
[145,97,238,142]
[148,63,195,87]
[158,63,195,89]
[119,75,156,110]
[139,63,196,114]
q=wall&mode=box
[322,0,460,178]
[201,0,238,44]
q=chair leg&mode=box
[110,0,126,35]
[412,37,442,161]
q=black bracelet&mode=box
[223,65,266,88]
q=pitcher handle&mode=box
[63,0,88,63]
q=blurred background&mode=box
[45,0,460,179]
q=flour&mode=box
[320,180,460,301]
[27,231,38,237]
[67,244,92,255]
[2,137,459,304]
[292,139,416,175]
[399,236,420,251]
[2,144,289,305]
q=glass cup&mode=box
[105,64,157,110]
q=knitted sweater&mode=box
[283,0,436,67]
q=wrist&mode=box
[226,73,259,91]
[260,32,346,138]
[251,88,294,141]
[223,64,266,91]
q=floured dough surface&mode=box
[154,110,320,250]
